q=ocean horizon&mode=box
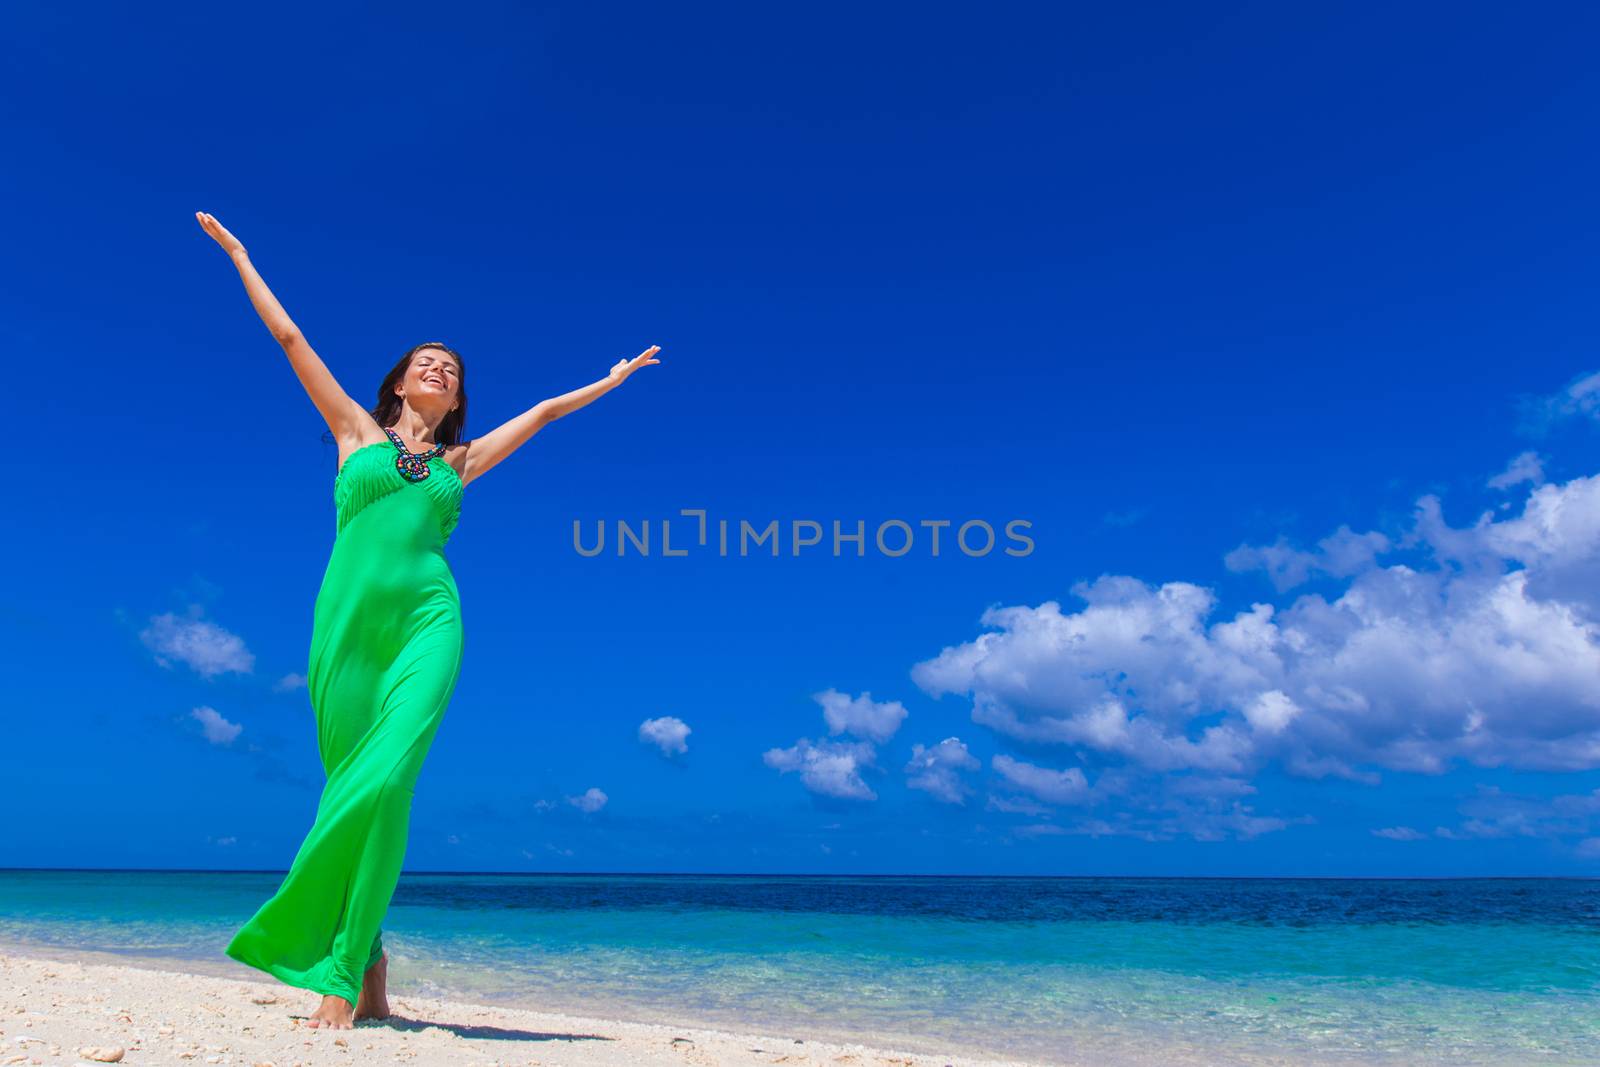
[2,869,1595,1065]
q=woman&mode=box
[195,210,660,1029]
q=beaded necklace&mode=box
[384,425,448,482]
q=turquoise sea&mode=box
[0,871,1595,1065]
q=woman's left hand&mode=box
[609,345,662,384]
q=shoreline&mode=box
[0,944,1045,1067]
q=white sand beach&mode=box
[0,949,1042,1067]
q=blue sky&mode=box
[8,1,1600,875]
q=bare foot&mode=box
[355,951,390,1021]
[306,993,355,1029]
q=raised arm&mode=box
[195,211,373,447]
[458,345,662,485]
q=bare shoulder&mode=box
[334,402,387,449]
[335,409,389,471]
[445,440,471,484]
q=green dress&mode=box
[225,430,464,1005]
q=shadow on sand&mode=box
[290,1012,614,1044]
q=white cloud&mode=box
[1372,826,1427,841]
[639,715,691,756]
[567,787,608,813]
[764,688,911,801]
[763,737,878,800]
[904,737,980,804]
[1027,795,1295,843]
[1529,369,1600,428]
[1243,690,1301,735]
[141,607,254,678]
[274,673,306,691]
[816,688,908,743]
[1488,451,1545,491]
[190,705,242,745]
[914,467,1600,789]
[973,694,1257,775]
[1435,783,1600,841]
[985,793,1051,816]
[1166,775,1256,798]
[991,754,1092,805]
[1165,803,1295,841]
[1225,525,1393,592]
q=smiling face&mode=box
[398,346,461,411]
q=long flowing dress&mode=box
[225,429,465,1005]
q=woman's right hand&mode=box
[195,210,246,257]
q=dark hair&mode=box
[322,342,469,446]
